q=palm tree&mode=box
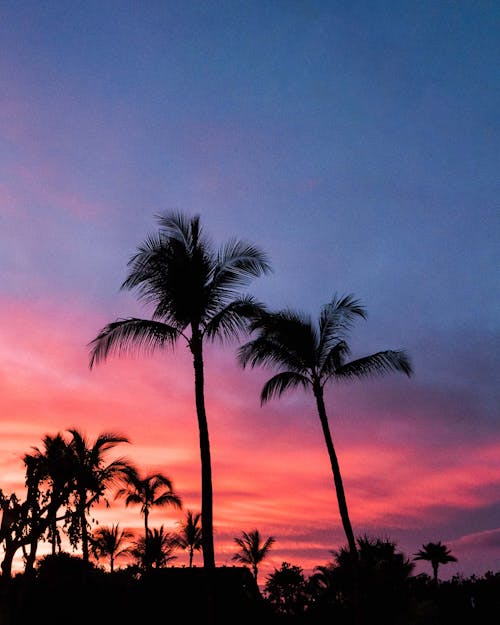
[23,433,73,557]
[132,526,178,570]
[232,529,275,584]
[325,536,415,624]
[173,509,202,567]
[91,524,134,572]
[88,211,271,568]
[66,429,132,564]
[115,470,182,562]
[238,294,412,559]
[413,541,457,584]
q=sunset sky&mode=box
[1,1,499,582]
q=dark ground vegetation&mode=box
[0,554,499,625]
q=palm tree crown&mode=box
[91,523,134,572]
[239,294,412,558]
[89,212,271,568]
[173,509,202,567]
[232,529,275,583]
[115,470,182,541]
[66,429,132,563]
[132,526,178,570]
[414,541,457,583]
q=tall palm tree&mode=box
[88,211,271,568]
[413,541,457,584]
[173,509,202,567]
[238,294,412,559]
[66,429,132,564]
[91,524,134,572]
[232,529,275,584]
[115,470,182,548]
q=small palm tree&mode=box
[232,529,275,584]
[239,295,412,559]
[116,470,182,540]
[413,541,457,583]
[91,524,134,572]
[132,526,178,570]
[173,510,202,567]
[89,212,271,568]
[66,429,132,564]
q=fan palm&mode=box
[66,429,132,564]
[238,294,412,558]
[413,541,457,583]
[91,523,134,572]
[173,509,202,567]
[88,211,271,567]
[232,529,275,584]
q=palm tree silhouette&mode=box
[66,429,132,564]
[116,470,181,569]
[132,526,178,569]
[238,294,412,558]
[414,541,457,584]
[91,523,134,572]
[173,509,202,567]
[232,529,275,584]
[24,433,73,557]
[88,211,271,568]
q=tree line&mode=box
[5,211,480,624]
[87,211,412,572]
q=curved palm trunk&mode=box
[314,385,362,625]
[313,385,357,558]
[191,334,215,569]
[189,546,194,568]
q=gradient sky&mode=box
[1,1,499,581]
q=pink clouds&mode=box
[1,292,500,578]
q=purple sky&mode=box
[0,1,499,579]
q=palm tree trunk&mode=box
[314,385,362,624]
[313,386,357,557]
[144,508,150,570]
[79,498,89,564]
[433,563,439,584]
[191,334,215,569]
[191,332,216,625]
[189,546,193,568]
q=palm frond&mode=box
[334,350,413,380]
[319,340,351,379]
[88,318,180,368]
[156,211,204,252]
[121,233,168,292]
[318,294,366,359]
[211,238,272,293]
[238,309,318,374]
[203,296,268,342]
[261,371,310,404]
[238,336,305,373]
